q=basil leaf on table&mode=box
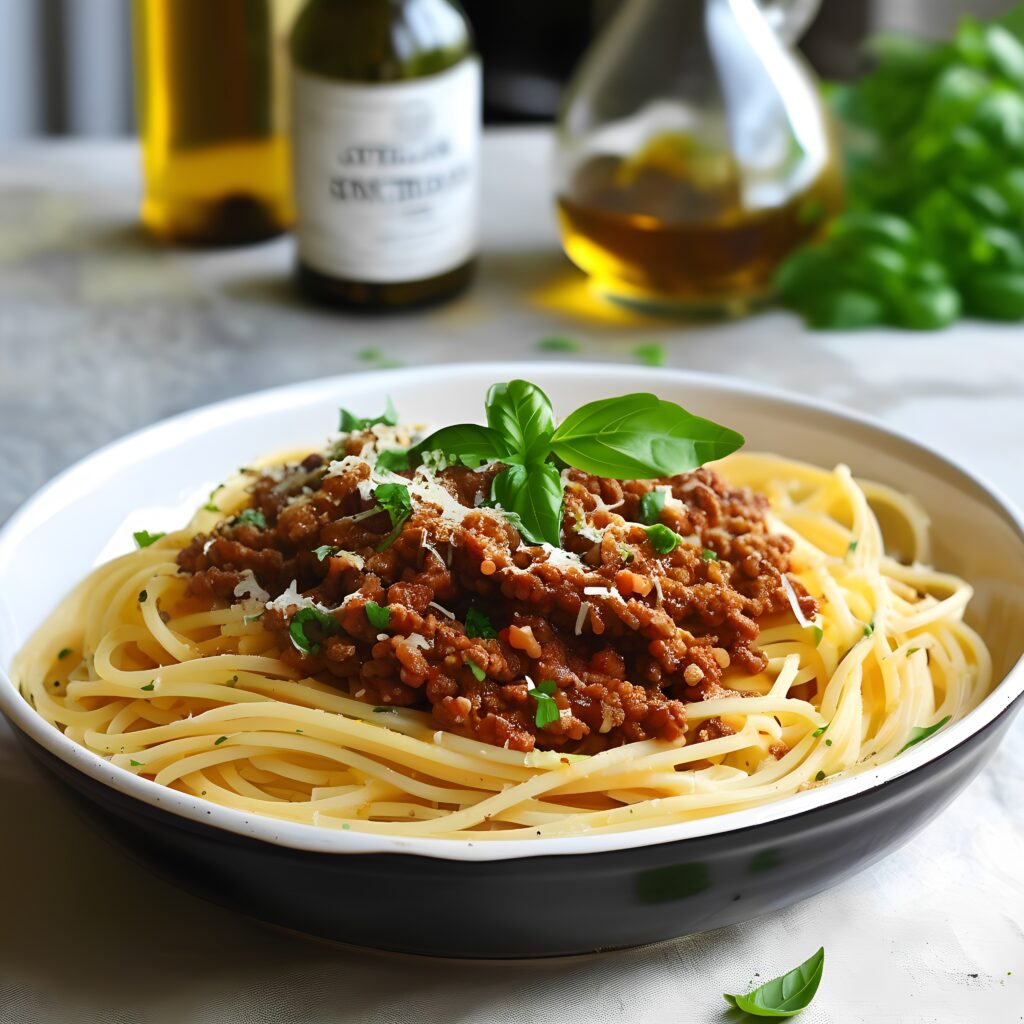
[549,393,744,478]
[410,423,511,468]
[724,947,825,1018]
[485,380,555,463]
[491,462,564,547]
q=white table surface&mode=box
[0,129,1022,1024]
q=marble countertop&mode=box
[1,129,1022,1024]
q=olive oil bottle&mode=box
[290,0,480,309]
[132,0,301,246]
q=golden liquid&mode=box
[133,0,302,245]
[557,139,844,310]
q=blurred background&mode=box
[0,0,1015,139]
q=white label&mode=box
[292,60,480,284]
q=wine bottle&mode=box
[132,0,300,246]
[290,0,480,309]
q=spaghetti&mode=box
[13,444,990,840]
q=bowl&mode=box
[1,363,1022,958]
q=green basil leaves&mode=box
[549,393,744,479]
[410,380,743,548]
[724,947,825,1017]
[491,462,564,547]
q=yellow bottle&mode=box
[132,0,302,245]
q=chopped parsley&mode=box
[375,448,411,472]
[364,601,391,630]
[231,508,267,530]
[138,590,148,603]
[536,336,582,352]
[810,624,824,647]
[289,606,339,654]
[633,342,667,367]
[864,620,875,636]
[645,523,682,554]
[529,680,560,728]
[372,706,396,714]
[141,680,155,691]
[465,657,487,682]
[214,736,228,746]
[313,544,335,561]
[465,606,498,640]
[825,739,833,746]
[639,489,667,525]
[133,530,165,548]
[617,543,635,564]
[815,770,826,782]
[374,482,413,551]
[129,759,143,767]
[701,548,719,562]
[57,647,72,660]
[812,723,829,738]
[339,397,397,433]
[899,714,952,754]
[847,539,859,554]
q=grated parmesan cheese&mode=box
[575,602,591,635]
[428,600,455,619]
[266,579,329,614]
[233,570,270,604]
[583,586,611,596]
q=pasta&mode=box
[13,448,990,840]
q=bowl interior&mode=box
[1,364,1022,856]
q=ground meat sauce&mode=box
[177,429,816,754]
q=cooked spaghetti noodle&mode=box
[13,443,990,840]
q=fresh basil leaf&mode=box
[724,947,825,1018]
[364,602,391,631]
[133,530,166,548]
[409,423,511,469]
[339,397,397,433]
[899,714,952,753]
[529,680,560,728]
[375,448,411,472]
[485,380,556,463]
[639,489,667,525]
[289,607,339,655]
[465,606,498,640]
[491,462,564,548]
[645,523,682,554]
[701,547,719,561]
[465,657,486,681]
[549,393,744,479]
[231,508,267,530]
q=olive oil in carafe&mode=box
[557,135,843,310]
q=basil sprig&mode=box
[410,381,742,547]
[724,947,825,1018]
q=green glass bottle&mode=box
[290,0,479,309]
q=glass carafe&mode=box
[554,0,842,312]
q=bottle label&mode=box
[292,59,480,284]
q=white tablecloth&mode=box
[1,130,1022,1023]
